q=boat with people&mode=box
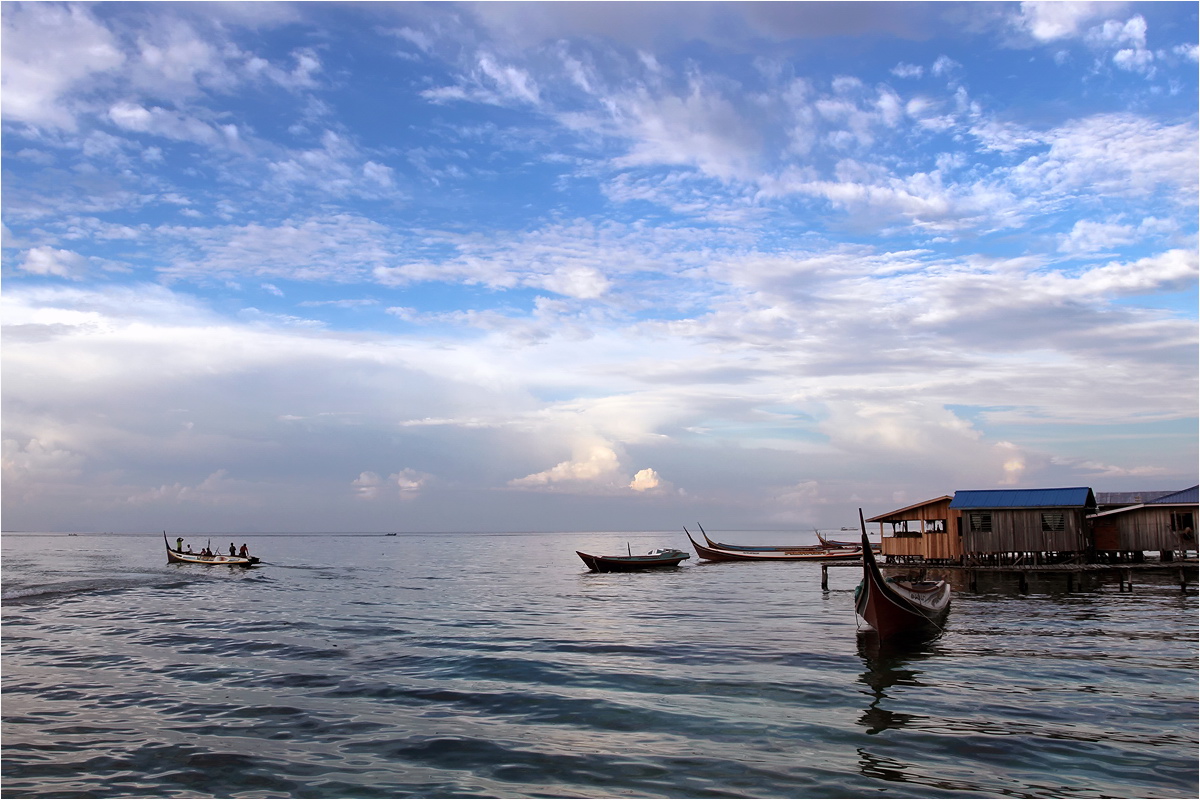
[685,528,862,562]
[853,513,949,639]
[577,547,690,572]
[164,533,260,567]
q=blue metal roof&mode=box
[949,487,1096,510]
[1146,485,1199,505]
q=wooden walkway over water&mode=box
[819,559,1199,593]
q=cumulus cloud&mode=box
[629,467,662,492]
[509,443,622,490]
[1013,1,1121,42]
[125,469,242,505]
[18,247,91,280]
[2,437,86,485]
[391,468,431,499]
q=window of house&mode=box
[1041,511,1065,532]
[968,512,991,533]
[1172,512,1195,538]
[889,520,920,538]
[927,519,946,533]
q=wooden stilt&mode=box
[821,564,828,590]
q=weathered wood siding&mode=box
[923,531,961,561]
[875,498,963,561]
[1100,507,1197,551]
[963,509,1087,553]
[881,536,924,557]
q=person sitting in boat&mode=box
[238,544,249,558]
[185,545,194,554]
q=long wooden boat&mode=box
[818,531,881,552]
[577,547,689,572]
[694,525,827,552]
[853,514,948,639]
[165,533,260,567]
[685,529,861,562]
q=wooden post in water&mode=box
[1019,572,1028,594]
[1066,572,1074,593]
[1181,568,1189,594]
[821,564,828,590]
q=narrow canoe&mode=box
[577,548,689,572]
[854,524,948,639]
[817,531,881,552]
[694,525,827,552]
[685,529,861,562]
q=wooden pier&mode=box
[819,559,1198,593]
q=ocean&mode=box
[2,531,1197,799]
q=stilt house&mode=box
[949,487,1096,564]
[865,496,960,563]
[1088,485,1198,557]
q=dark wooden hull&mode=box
[854,528,948,638]
[695,525,826,552]
[165,534,259,567]
[686,530,861,562]
[817,531,881,552]
[577,550,688,572]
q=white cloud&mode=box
[391,468,431,499]
[0,3,124,129]
[509,443,622,490]
[1057,219,1137,255]
[1015,1,1121,42]
[18,247,91,280]
[890,63,923,79]
[629,467,661,492]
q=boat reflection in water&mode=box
[854,629,939,735]
[853,630,975,793]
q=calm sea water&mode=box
[2,532,1197,799]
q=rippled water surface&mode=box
[3,532,1197,798]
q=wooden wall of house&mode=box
[962,509,1088,554]
[881,536,924,557]
[923,531,961,561]
[1102,507,1197,551]
[875,499,962,561]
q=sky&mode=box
[2,1,1197,534]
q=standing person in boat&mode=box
[229,543,237,556]
[238,543,249,558]
[176,537,184,553]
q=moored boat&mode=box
[685,529,861,562]
[164,533,260,567]
[818,531,881,552]
[696,524,827,552]
[577,547,690,572]
[853,512,948,639]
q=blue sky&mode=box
[2,1,1197,533]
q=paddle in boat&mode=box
[164,533,260,567]
[853,510,949,639]
[684,528,861,562]
[577,546,690,572]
